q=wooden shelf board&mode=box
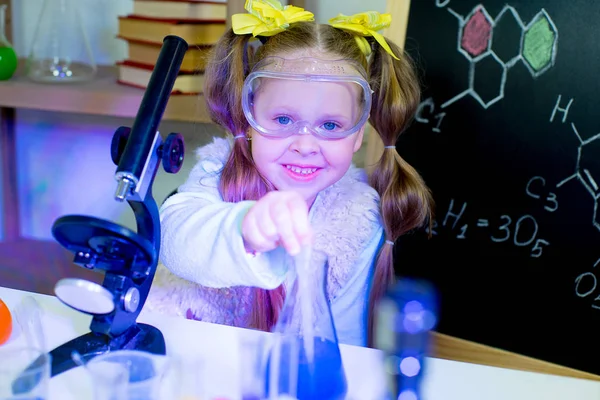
[0,64,211,123]
[430,331,600,382]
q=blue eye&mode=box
[322,122,339,131]
[276,116,292,125]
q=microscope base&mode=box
[13,323,165,395]
[49,322,166,377]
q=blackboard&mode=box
[394,0,600,375]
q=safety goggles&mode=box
[242,57,372,140]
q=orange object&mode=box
[0,298,12,345]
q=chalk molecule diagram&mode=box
[437,2,558,109]
[554,95,600,305]
[549,96,600,233]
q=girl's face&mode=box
[250,76,365,208]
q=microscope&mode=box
[29,35,189,378]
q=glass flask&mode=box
[0,4,17,80]
[86,350,171,400]
[26,0,97,83]
[266,247,347,400]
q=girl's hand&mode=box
[241,191,312,256]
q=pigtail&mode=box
[204,29,252,135]
[366,38,435,346]
[206,28,272,203]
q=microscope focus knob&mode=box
[123,287,141,313]
[161,132,185,174]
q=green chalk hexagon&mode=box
[522,10,557,77]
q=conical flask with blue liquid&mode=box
[266,247,347,400]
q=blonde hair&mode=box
[203,21,434,346]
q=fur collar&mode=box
[145,137,382,327]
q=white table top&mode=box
[1,285,599,400]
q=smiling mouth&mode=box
[285,165,319,174]
[282,164,323,180]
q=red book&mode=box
[132,0,227,22]
[117,60,205,94]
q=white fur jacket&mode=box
[144,137,383,342]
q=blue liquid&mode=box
[265,337,347,400]
[7,398,43,400]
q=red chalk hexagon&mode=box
[460,6,493,59]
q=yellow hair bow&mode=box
[329,12,400,60]
[232,0,314,38]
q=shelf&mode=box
[0,64,211,123]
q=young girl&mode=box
[145,0,433,347]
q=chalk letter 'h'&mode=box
[549,95,573,123]
[443,199,467,229]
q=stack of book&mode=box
[117,0,228,94]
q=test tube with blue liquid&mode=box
[374,278,438,400]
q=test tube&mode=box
[374,279,438,400]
